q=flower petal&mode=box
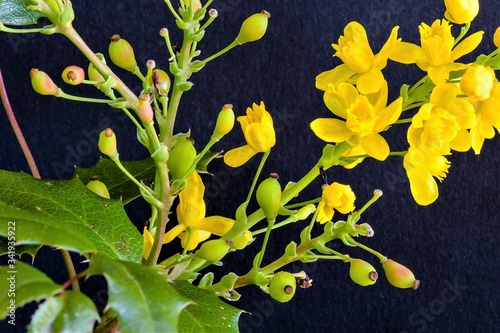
[360,133,389,160]
[324,83,359,119]
[451,31,484,61]
[390,42,425,64]
[224,145,258,167]
[194,216,235,236]
[427,65,450,85]
[316,64,357,91]
[405,167,439,206]
[310,118,353,142]
[142,227,155,259]
[356,67,385,94]
[449,129,471,152]
[163,224,187,244]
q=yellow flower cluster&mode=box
[312,0,500,206]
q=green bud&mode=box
[212,104,235,140]
[152,69,171,96]
[151,144,169,164]
[349,259,378,286]
[88,54,106,83]
[98,128,118,159]
[228,230,253,250]
[195,239,230,262]
[167,138,197,180]
[236,10,270,45]
[30,68,59,96]
[108,34,138,71]
[86,178,110,199]
[62,65,85,85]
[269,271,296,303]
[138,94,154,123]
[382,258,420,289]
[256,173,281,220]
[295,204,316,220]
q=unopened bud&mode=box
[138,94,154,123]
[108,34,138,71]
[62,65,85,85]
[349,259,378,286]
[212,104,235,140]
[152,69,171,96]
[30,69,59,96]
[195,239,230,262]
[236,10,270,45]
[256,174,281,220]
[86,179,110,199]
[98,128,118,159]
[382,258,420,290]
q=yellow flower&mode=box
[444,0,479,24]
[408,84,475,154]
[316,22,400,94]
[403,146,450,206]
[460,64,495,101]
[470,80,500,153]
[142,227,154,260]
[494,27,500,48]
[311,81,402,161]
[224,102,276,167]
[391,19,483,84]
[163,172,235,251]
[316,182,356,224]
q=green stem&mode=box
[59,250,80,291]
[353,239,386,262]
[201,40,239,64]
[246,150,271,204]
[285,198,321,209]
[56,90,123,104]
[111,156,153,195]
[252,215,298,236]
[254,218,275,269]
[394,118,413,124]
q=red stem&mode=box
[0,68,41,179]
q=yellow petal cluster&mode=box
[408,84,475,155]
[311,81,402,161]
[403,146,450,206]
[460,64,496,102]
[391,19,483,84]
[163,172,235,251]
[469,81,500,153]
[316,182,356,224]
[444,0,479,24]
[316,22,400,94]
[224,102,276,167]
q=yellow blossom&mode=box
[224,102,276,167]
[311,81,402,161]
[142,227,154,259]
[391,19,483,84]
[163,172,235,251]
[316,182,356,224]
[444,0,479,24]
[494,27,500,48]
[316,21,400,94]
[408,83,475,154]
[403,146,450,206]
[460,64,495,101]
[470,80,500,153]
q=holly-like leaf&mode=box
[173,281,242,333]
[0,170,142,262]
[28,291,100,333]
[0,261,60,320]
[0,237,41,258]
[0,0,42,26]
[75,158,156,204]
[88,254,191,333]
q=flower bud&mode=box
[382,258,420,289]
[296,204,316,220]
[167,138,197,180]
[236,10,270,45]
[269,271,296,303]
[444,0,479,24]
[152,69,171,96]
[86,179,110,199]
[256,173,281,220]
[182,0,202,11]
[62,65,85,85]
[29,68,59,96]
[228,230,253,250]
[349,259,378,286]
[494,27,500,48]
[212,104,235,140]
[108,34,138,71]
[98,128,118,159]
[195,239,230,262]
[138,94,154,123]
[460,64,495,101]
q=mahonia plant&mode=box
[0,0,496,331]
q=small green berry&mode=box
[195,239,230,262]
[98,128,118,159]
[349,259,378,286]
[167,138,197,180]
[152,69,171,96]
[212,104,235,140]
[62,65,85,85]
[86,178,110,199]
[236,10,270,45]
[256,174,281,220]
[30,68,59,96]
[382,258,420,289]
[108,34,138,71]
[269,271,296,303]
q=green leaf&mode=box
[28,291,100,333]
[0,0,42,26]
[88,255,191,333]
[0,261,60,320]
[196,150,223,174]
[0,170,142,262]
[75,158,156,204]
[0,236,41,258]
[173,281,242,333]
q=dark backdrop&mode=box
[1,1,499,332]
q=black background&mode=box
[1,1,499,332]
